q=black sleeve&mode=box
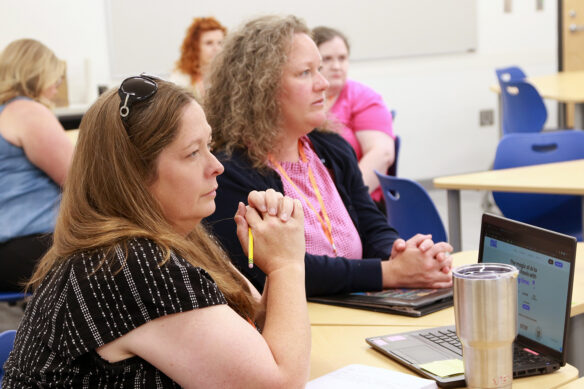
[58,238,227,359]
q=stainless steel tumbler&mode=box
[453,263,519,389]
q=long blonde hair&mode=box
[205,15,311,170]
[0,39,65,107]
[28,80,258,320]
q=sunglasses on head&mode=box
[118,73,159,128]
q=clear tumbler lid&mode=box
[452,263,519,280]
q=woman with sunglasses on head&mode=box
[0,39,73,292]
[3,76,310,388]
[204,15,453,297]
[171,16,227,102]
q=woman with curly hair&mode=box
[171,16,227,101]
[204,15,453,297]
[0,39,73,291]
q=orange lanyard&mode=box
[269,140,337,255]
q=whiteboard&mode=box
[106,0,477,78]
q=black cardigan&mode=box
[204,130,399,296]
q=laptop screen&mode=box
[479,214,576,354]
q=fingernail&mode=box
[269,207,276,215]
[261,205,267,212]
[281,213,289,221]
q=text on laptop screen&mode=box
[482,236,571,353]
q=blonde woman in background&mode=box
[0,39,73,292]
[171,16,227,101]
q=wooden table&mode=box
[309,299,455,327]
[558,376,584,388]
[491,70,584,129]
[309,245,584,327]
[308,246,584,385]
[433,159,584,252]
[309,325,580,386]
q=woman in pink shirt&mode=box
[313,26,395,206]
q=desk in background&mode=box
[490,70,584,130]
[433,159,584,252]
[54,104,88,130]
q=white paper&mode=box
[307,364,438,389]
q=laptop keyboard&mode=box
[513,345,554,366]
[418,328,555,370]
[419,328,462,356]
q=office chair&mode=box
[0,292,29,306]
[493,130,584,240]
[495,66,526,83]
[375,171,447,242]
[499,80,549,134]
[0,329,17,384]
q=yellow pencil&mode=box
[248,227,254,268]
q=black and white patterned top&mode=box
[2,238,227,388]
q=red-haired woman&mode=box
[171,17,227,101]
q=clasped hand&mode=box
[383,234,454,289]
[234,189,305,276]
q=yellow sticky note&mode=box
[419,359,465,377]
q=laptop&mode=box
[366,213,577,388]
[308,287,453,317]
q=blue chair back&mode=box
[0,330,16,384]
[387,135,400,177]
[375,171,447,242]
[500,80,547,134]
[493,130,584,240]
[0,292,29,304]
[495,66,526,83]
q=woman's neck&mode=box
[325,87,342,111]
[273,132,301,162]
[199,61,210,77]
[326,84,343,99]
[194,79,205,98]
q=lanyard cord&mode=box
[269,140,337,255]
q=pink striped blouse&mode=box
[273,136,363,259]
